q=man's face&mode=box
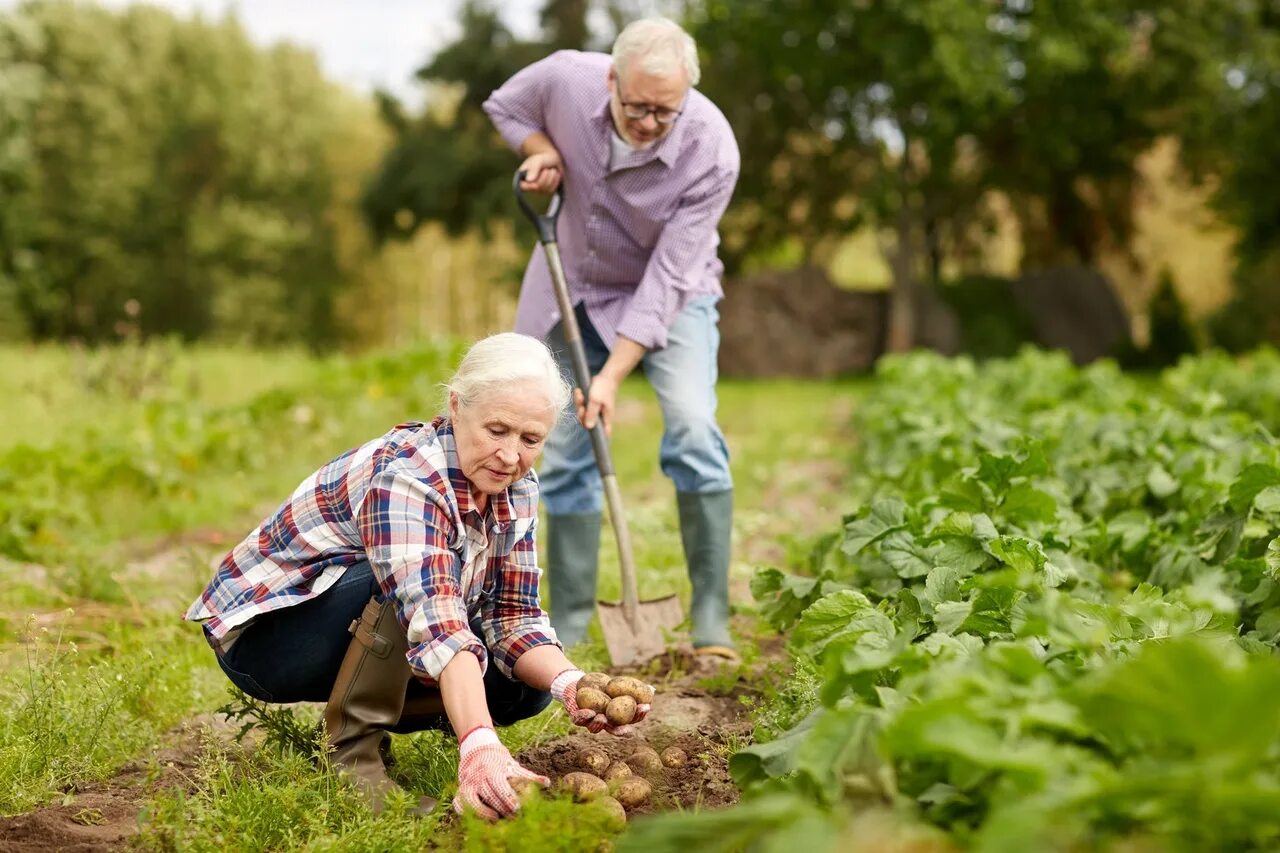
[449,386,555,498]
[608,65,689,149]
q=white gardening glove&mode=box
[550,669,651,736]
[452,727,549,821]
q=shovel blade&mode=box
[595,594,683,667]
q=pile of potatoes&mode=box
[557,742,688,828]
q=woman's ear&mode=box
[448,391,460,420]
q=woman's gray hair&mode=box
[612,17,700,87]
[443,332,571,417]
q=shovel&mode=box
[513,170,683,667]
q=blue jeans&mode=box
[540,296,732,514]
[215,561,552,727]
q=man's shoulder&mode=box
[680,90,740,171]
[540,49,611,81]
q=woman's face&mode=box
[449,385,556,498]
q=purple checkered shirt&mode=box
[483,50,740,350]
[184,418,559,685]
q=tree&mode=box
[0,0,346,344]
[688,0,1254,349]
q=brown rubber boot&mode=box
[324,596,436,815]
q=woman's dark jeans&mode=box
[215,561,552,728]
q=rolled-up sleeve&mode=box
[483,52,562,153]
[615,162,740,349]
[357,469,487,684]
[482,516,561,677]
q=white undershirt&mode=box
[608,129,635,170]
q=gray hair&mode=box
[442,332,571,417]
[612,17,700,87]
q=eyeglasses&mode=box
[616,88,683,125]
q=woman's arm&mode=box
[438,651,493,739]
[510,642,578,690]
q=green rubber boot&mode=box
[545,512,603,648]
[677,489,736,651]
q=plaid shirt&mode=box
[483,50,740,350]
[184,418,559,684]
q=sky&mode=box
[1,0,545,108]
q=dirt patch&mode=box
[0,714,233,853]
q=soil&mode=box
[0,714,233,853]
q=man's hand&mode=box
[576,373,621,436]
[550,669,651,736]
[518,150,563,193]
[453,727,549,821]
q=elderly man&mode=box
[483,17,740,661]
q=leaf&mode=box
[958,587,1019,638]
[1255,486,1280,514]
[1196,510,1246,563]
[790,590,895,657]
[841,499,907,556]
[1267,538,1280,578]
[1146,464,1179,499]
[1229,463,1280,511]
[728,710,822,787]
[925,565,964,605]
[1000,483,1058,524]
[987,536,1047,575]
[939,474,988,512]
[880,531,934,579]
[1073,637,1280,761]
[751,567,821,629]
[934,601,973,634]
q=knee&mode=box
[491,687,553,727]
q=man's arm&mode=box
[614,162,740,351]
[579,336,646,434]
[482,54,566,193]
[516,131,563,194]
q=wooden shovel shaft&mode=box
[543,243,641,629]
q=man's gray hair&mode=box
[443,332,571,416]
[612,17,700,87]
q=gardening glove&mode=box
[452,727,549,821]
[550,669,651,736]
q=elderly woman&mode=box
[185,333,650,820]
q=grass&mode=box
[0,339,863,846]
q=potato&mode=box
[604,676,655,704]
[575,686,610,714]
[591,795,628,830]
[559,771,607,802]
[511,778,543,805]
[579,746,610,775]
[578,671,613,692]
[660,746,687,769]
[626,746,663,774]
[604,695,637,726]
[613,777,652,809]
[602,761,632,783]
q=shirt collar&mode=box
[432,417,515,529]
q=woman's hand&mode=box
[453,727,549,821]
[550,669,651,736]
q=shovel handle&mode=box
[513,170,563,245]
[512,169,641,630]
